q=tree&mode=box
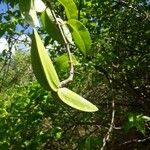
[0,0,150,149]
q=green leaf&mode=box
[85,137,91,150]
[136,121,145,135]
[55,53,79,72]
[57,88,98,112]
[124,113,148,135]
[19,0,31,13]
[58,0,78,19]
[40,8,64,44]
[58,19,74,45]
[67,19,92,55]
[31,29,60,91]
[141,115,150,121]
[19,0,40,27]
[29,9,40,27]
[0,30,5,38]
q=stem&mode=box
[78,0,82,20]
[46,1,74,87]
[118,137,150,146]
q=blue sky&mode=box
[0,2,32,53]
[0,2,32,34]
[0,3,7,13]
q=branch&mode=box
[46,1,74,87]
[118,136,150,146]
[101,98,115,150]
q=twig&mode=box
[118,136,150,146]
[46,1,74,87]
[101,98,115,150]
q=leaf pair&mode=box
[19,0,92,55]
[31,29,98,112]
[58,0,92,55]
[40,8,64,44]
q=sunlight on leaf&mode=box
[34,0,46,12]
[58,0,78,19]
[67,19,92,55]
[31,29,60,91]
[58,87,98,112]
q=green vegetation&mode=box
[0,0,150,149]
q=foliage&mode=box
[29,0,98,111]
[0,0,150,149]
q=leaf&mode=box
[19,0,31,13]
[124,113,148,135]
[55,53,79,72]
[136,121,145,135]
[31,29,60,91]
[40,8,64,44]
[19,0,40,27]
[67,19,92,55]
[0,29,5,38]
[62,23,74,45]
[85,137,91,150]
[57,88,98,112]
[28,9,40,27]
[34,0,46,12]
[141,115,150,121]
[57,18,74,45]
[58,0,78,19]
[44,36,51,46]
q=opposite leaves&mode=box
[31,29,98,112]
[40,8,64,44]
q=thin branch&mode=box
[46,1,74,87]
[118,136,150,146]
[101,98,115,150]
[94,65,116,149]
